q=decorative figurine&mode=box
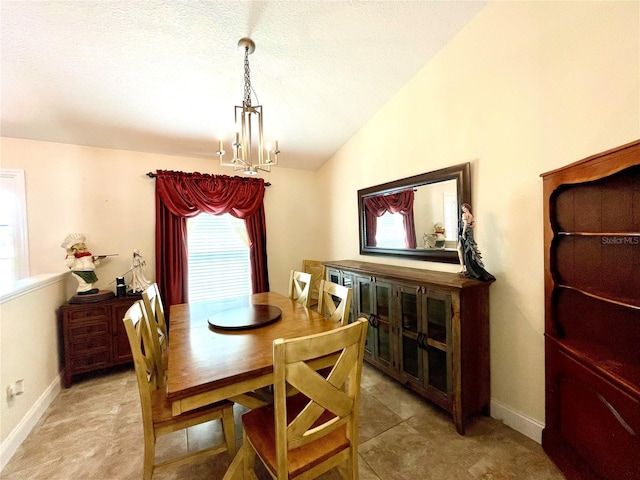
[433,222,446,248]
[61,233,107,294]
[129,249,151,294]
[456,203,495,281]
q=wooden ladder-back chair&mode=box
[302,260,325,308]
[317,279,353,325]
[122,300,236,480]
[242,318,369,480]
[288,270,312,308]
[142,283,168,380]
[252,270,314,405]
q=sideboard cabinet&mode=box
[541,140,640,479]
[325,260,493,434]
[59,295,140,387]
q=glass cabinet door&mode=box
[356,277,375,356]
[374,281,392,366]
[356,276,391,366]
[423,290,451,396]
[327,268,341,285]
[397,285,421,381]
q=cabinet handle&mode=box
[418,333,427,350]
[368,314,375,327]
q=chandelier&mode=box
[217,38,279,175]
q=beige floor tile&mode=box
[1,364,565,480]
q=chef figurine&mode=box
[61,233,106,295]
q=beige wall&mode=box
[1,276,67,450]
[0,138,323,297]
[318,0,639,429]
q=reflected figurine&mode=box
[457,203,495,281]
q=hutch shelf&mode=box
[325,260,493,434]
[541,139,640,479]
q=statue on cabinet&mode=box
[457,203,495,281]
[129,249,151,294]
[61,233,108,295]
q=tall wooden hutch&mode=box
[541,140,639,479]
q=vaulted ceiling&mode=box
[1,1,486,171]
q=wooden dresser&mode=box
[541,140,640,479]
[324,260,493,434]
[59,295,140,387]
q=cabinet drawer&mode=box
[70,336,110,354]
[67,306,109,322]
[69,351,111,370]
[68,321,109,338]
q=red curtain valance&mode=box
[155,170,265,219]
[364,189,417,248]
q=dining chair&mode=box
[242,318,369,480]
[302,260,325,308]
[122,300,236,480]
[142,283,168,381]
[317,279,353,325]
[288,270,312,308]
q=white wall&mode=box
[318,0,639,439]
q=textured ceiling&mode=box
[1,1,486,171]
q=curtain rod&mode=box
[146,171,271,186]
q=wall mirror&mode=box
[358,162,471,263]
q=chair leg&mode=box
[143,435,156,480]
[242,431,258,480]
[222,405,236,457]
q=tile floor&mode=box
[2,364,565,479]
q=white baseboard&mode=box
[490,398,545,444]
[0,373,62,471]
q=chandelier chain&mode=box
[243,47,252,107]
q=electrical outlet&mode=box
[6,379,25,399]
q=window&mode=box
[375,212,406,248]
[0,169,29,291]
[186,213,250,302]
[443,193,459,242]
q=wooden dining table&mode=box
[167,291,342,479]
[167,291,339,416]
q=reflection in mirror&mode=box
[358,163,471,264]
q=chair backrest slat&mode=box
[272,318,368,477]
[122,300,158,435]
[316,279,353,325]
[142,283,167,383]
[288,270,312,308]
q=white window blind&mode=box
[187,213,251,303]
[375,212,406,248]
[0,169,30,292]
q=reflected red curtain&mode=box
[364,189,417,248]
[154,170,269,312]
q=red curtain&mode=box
[154,170,269,313]
[364,189,417,248]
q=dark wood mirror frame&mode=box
[358,162,471,263]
